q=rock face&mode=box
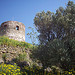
[0,21,25,41]
[0,58,4,64]
[0,55,4,64]
[0,45,32,65]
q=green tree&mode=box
[64,1,75,39]
[33,1,75,70]
[34,11,54,44]
[34,1,75,44]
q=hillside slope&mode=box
[0,36,33,66]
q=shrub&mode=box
[0,63,21,75]
[21,65,44,75]
[0,63,74,75]
[15,53,27,62]
[2,53,7,63]
[21,65,64,75]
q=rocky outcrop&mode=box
[0,55,4,64]
[0,45,32,65]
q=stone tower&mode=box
[0,21,25,41]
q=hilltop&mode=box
[0,36,33,66]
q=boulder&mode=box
[0,58,4,64]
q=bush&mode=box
[2,53,7,63]
[15,53,27,62]
[0,63,74,75]
[22,65,44,75]
[21,65,64,75]
[0,63,21,75]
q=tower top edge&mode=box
[1,21,25,27]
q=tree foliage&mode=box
[34,1,75,44]
[32,38,75,70]
[33,1,75,70]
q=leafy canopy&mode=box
[34,1,75,44]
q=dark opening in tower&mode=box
[4,25,7,28]
[16,26,19,30]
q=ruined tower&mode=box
[0,21,25,41]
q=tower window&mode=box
[16,26,19,30]
[4,25,7,28]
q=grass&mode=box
[0,36,33,49]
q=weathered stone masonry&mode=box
[0,21,25,41]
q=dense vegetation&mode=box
[0,63,75,75]
[33,0,75,71]
[0,36,33,49]
[32,38,75,70]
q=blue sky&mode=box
[0,0,75,44]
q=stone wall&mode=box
[0,21,25,41]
